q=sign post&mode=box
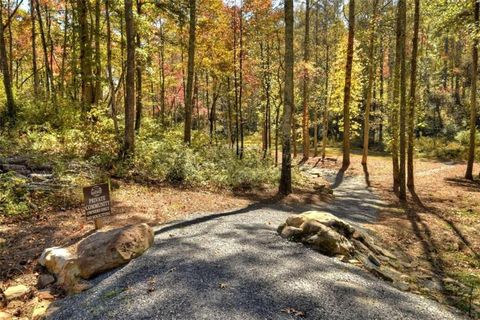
[83,182,112,230]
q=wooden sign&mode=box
[83,183,111,224]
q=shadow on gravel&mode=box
[47,214,458,320]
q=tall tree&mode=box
[31,0,39,98]
[135,0,143,132]
[391,0,402,193]
[466,0,479,180]
[78,0,94,111]
[35,0,52,98]
[239,2,244,159]
[398,0,407,200]
[342,0,355,169]
[0,3,15,120]
[407,0,420,191]
[361,0,379,165]
[106,0,120,139]
[302,0,310,161]
[123,0,136,156]
[184,0,196,144]
[279,0,294,195]
[94,0,102,104]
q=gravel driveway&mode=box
[47,173,466,320]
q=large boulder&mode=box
[39,223,154,293]
[279,211,355,257]
[278,211,409,289]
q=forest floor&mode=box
[0,171,332,286]
[0,149,479,318]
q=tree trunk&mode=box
[391,0,403,193]
[302,0,310,161]
[184,0,196,144]
[398,0,407,200]
[408,0,420,191]
[135,0,143,133]
[362,0,379,165]
[233,10,240,156]
[35,0,52,98]
[59,4,69,97]
[313,5,319,157]
[159,24,166,125]
[106,0,120,140]
[0,6,15,120]
[31,0,39,98]
[342,0,355,169]
[94,0,102,104]
[239,2,244,159]
[123,0,136,156]
[466,0,479,180]
[77,0,94,111]
[279,0,294,195]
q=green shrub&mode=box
[126,126,279,189]
[455,130,480,147]
[0,172,30,216]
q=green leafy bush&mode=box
[0,172,30,216]
[130,125,279,189]
[455,130,480,147]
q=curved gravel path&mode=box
[47,171,466,320]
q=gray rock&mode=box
[37,274,56,289]
[30,173,54,182]
[368,254,382,267]
[279,226,303,239]
[0,164,30,176]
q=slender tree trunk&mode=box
[123,0,136,156]
[321,2,330,160]
[94,0,101,104]
[36,1,51,98]
[77,0,94,111]
[292,106,297,157]
[342,0,355,169]
[227,77,233,148]
[391,0,403,193]
[313,5,319,157]
[408,0,420,191]
[379,45,384,144]
[260,41,272,158]
[362,0,379,165]
[239,2,244,159]
[106,0,120,140]
[322,63,329,160]
[398,0,407,200]
[184,0,196,144]
[159,24,166,125]
[60,4,69,97]
[70,0,78,101]
[135,0,143,133]
[0,6,15,120]
[466,0,479,180]
[275,29,283,166]
[7,0,12,76]
[46,5,56,100]
[279,0,294,195]
[31,0,39,97]
[302,0,310,161]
